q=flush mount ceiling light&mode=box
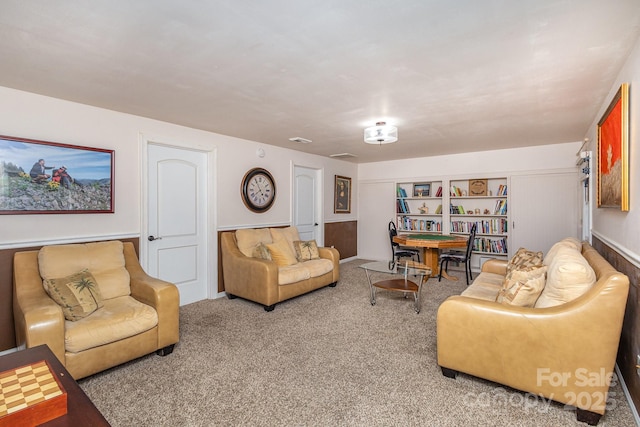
[364,122,398,144]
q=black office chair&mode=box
[438,223,477,285]
[388,221,420,263]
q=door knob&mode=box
[148,235,162,241]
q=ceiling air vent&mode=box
[329,153,357,158]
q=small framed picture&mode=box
[413,183,431,197]
[334,175,351,213]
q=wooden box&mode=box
[0,360,67,426]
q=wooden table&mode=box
[393,233,468,280]
[0,345,109,426]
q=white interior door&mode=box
[293,166,321,243]
[147,143,208,305]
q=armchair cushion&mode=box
[38,241,130,300]
[65,296,158,353]
[43,269,104,321]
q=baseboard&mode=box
[616,363,640,426]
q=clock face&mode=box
[241,168,276,212]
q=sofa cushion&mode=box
[278,264,311,285]
[293,240,320,261]
[277,258,334,285]
[270,227,300,257]
[266,239,298,266]
[65,296,158,353]
[43,269,104,321]
[460,272,504,301]
[506,247,543,276]
[543,237,583,266]
[236,228,272,257]
[535,246,596,308]
[38,241,130,300]
[496,265,547,307]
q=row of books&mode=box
[450,219,508,234]
[496,184,508,196]
[493,200,507,215]
[472,237,508,254]
[397,217,442,232]
[397,186,443,198]
[397,199,410,213]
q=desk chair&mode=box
[388,221,420,263]
[438,223,477,285]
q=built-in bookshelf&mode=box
[395,181,443,234]
[449,177,509,257]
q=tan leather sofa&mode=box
[13,240,179,380]
[437,241,629,425]
[221,227,340,311]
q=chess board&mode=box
[0,360,67,426]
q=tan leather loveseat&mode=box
[13,240,179,379]
[437,239,629,425]
[221,226,340,311]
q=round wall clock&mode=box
[241,168,276,212]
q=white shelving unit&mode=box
[395,180,443,234]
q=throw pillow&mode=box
[252,243,272,260]
[293,240,320,261]
[506,247,543,276]
[269,227,301,258]
[266,239,298,266]
[535,246,596,308]
[43,269,104,321]
[496,264,547,307]
[236,228,272,257]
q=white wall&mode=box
[0,87,357,248]
[584,32,640,261]
[356,142,581,261]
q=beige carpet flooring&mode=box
[79,260,636,426]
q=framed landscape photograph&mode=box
[413,182,431,197]
[0,135,114,214]
[334,175,351,213]
[597,83,629,211]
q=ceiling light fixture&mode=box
[364,122,398,144]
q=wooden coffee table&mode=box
[0,345,109,426]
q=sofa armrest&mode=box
[220,232,280,305]
[318,246,340,282]
[480,258,508,275]
[123,243,179,348]
[13,251,66,365]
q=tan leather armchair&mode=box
[13,241,179,380]
[437,243,629,425]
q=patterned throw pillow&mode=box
[293,240,320,262]
[506,247,544,276]
[496,264,547,307]
[252,243,272,260]
[42,269,104,321]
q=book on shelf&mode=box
[435,204,442,214]
[497,184,508,196]
[493,199,507,215]
[435,186,442,197]
[397,187,408,198]
[450,185,462,197]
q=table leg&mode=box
[421,247,459,281]
[364,269,376,305]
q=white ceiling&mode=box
[1,1,639,163]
